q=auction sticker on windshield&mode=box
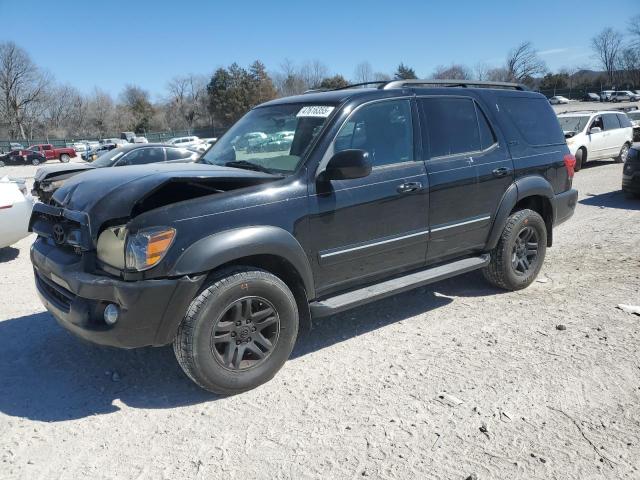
[297,106,335,118]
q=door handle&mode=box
[397,182,422,193]
[492,167,511,178]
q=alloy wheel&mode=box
[210,296,280,371]
[511,226,538,275]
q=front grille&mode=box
[35,270,76,313]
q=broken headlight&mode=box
[96,225,127,269]
[125,227,176,271]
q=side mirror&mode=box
[590,127,602,134]
[320,149,371,181]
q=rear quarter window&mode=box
[499,96,565,146]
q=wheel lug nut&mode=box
[248,337,252,342]
[246,319,251,324]
[236,340,241,345]
[251,327,256,332]
[235,321,241,326]
[231,332,236,337]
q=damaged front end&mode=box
[29,163,281,348]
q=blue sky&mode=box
[1,0,637,99]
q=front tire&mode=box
[31,157,40,166]
[60,153,70,163]
[616,143,630,163]
[174,267,299,394]
[575,148,586,171]
[483,209,547,291]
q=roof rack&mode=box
[381,79,528,91]
[303,81,390,94]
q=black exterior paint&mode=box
[30,85,577,348]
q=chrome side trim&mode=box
[430,215,491,233]
[320,229,430,259]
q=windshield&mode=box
[558,116,589,133]
[200,103,334,174]
[627,111,640,121]
[91,147,126,167]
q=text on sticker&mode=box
[297,106,335,118]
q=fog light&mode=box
[104,304,120,325]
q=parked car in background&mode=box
[600,90,614,101]
[194,138,218,152]
[626,109,640,141]
[610,91,639,102]
[13,144,76,163]
[133,136,149,143]
[582,92,601,102]
[622,144,640,197]
[0,176,34,248]
[166,136,201,147]
[120,132,136,143]
[558,110,633,170]
[0,149,47,166]
[549,95,571,105]
[33,144,199,203]
[83,143,118,161]
[100,138,128,147]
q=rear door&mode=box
[602,113,623,158]
[418,96,512,262]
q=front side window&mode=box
[334,99,413,167]
[201,103,334,174]
[166,147,197,161]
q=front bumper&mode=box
[31,237,205,348]
[554,188,578,226]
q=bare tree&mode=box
[166,73,207,129]
[505,41,546,83]
[272,59,308,96]
[618,48,640,87]
[0,41,50,139]
[300,60,328,89]
[373,72,391,81]
[628,14,640,49]
[473,62,490,81]
[86,88,115,137]
[486,67,511,82]
[591,28,623,84]
[431,64,471,80]
[42,84,85,138]
[353,61,374,83]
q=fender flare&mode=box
[485,176,556,250]
[171,226,315,299]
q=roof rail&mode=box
[381,79,528,91]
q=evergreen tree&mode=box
[394,63,418,80]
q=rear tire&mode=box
[60,153,70,163]
[483,209,547,291]
[616,143,630,163]
[174,267,299,394]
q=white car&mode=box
[133,136,149,143]
[600,90,614,102]
[166,136,201,147]
[558,110,634,170]
[194,137,218,152]
[549,96,571,105]
[0,176,34,249]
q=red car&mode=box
[16,144,76,164]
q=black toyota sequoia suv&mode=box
[30,80,578,393]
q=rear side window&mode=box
[419,97,484,157]
[499,96,565,146]
[166,147,195,161]
[618,114,633,128]
[602,114,620,130]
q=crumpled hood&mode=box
[51,162,278,239]
[34,163,94,183]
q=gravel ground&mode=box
[0,159,639,480]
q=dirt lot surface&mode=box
[0,159,639,480]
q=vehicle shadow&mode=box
[0,246,20,263]
[0,272,496,422]
[581,160,615,170]
[579,190,640,210]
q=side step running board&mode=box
[309,254,490,318]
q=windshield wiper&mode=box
[224,160,277,174]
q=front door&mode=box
[586,115,608,160]
[417,96,513,263]
[308,98,429,295]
